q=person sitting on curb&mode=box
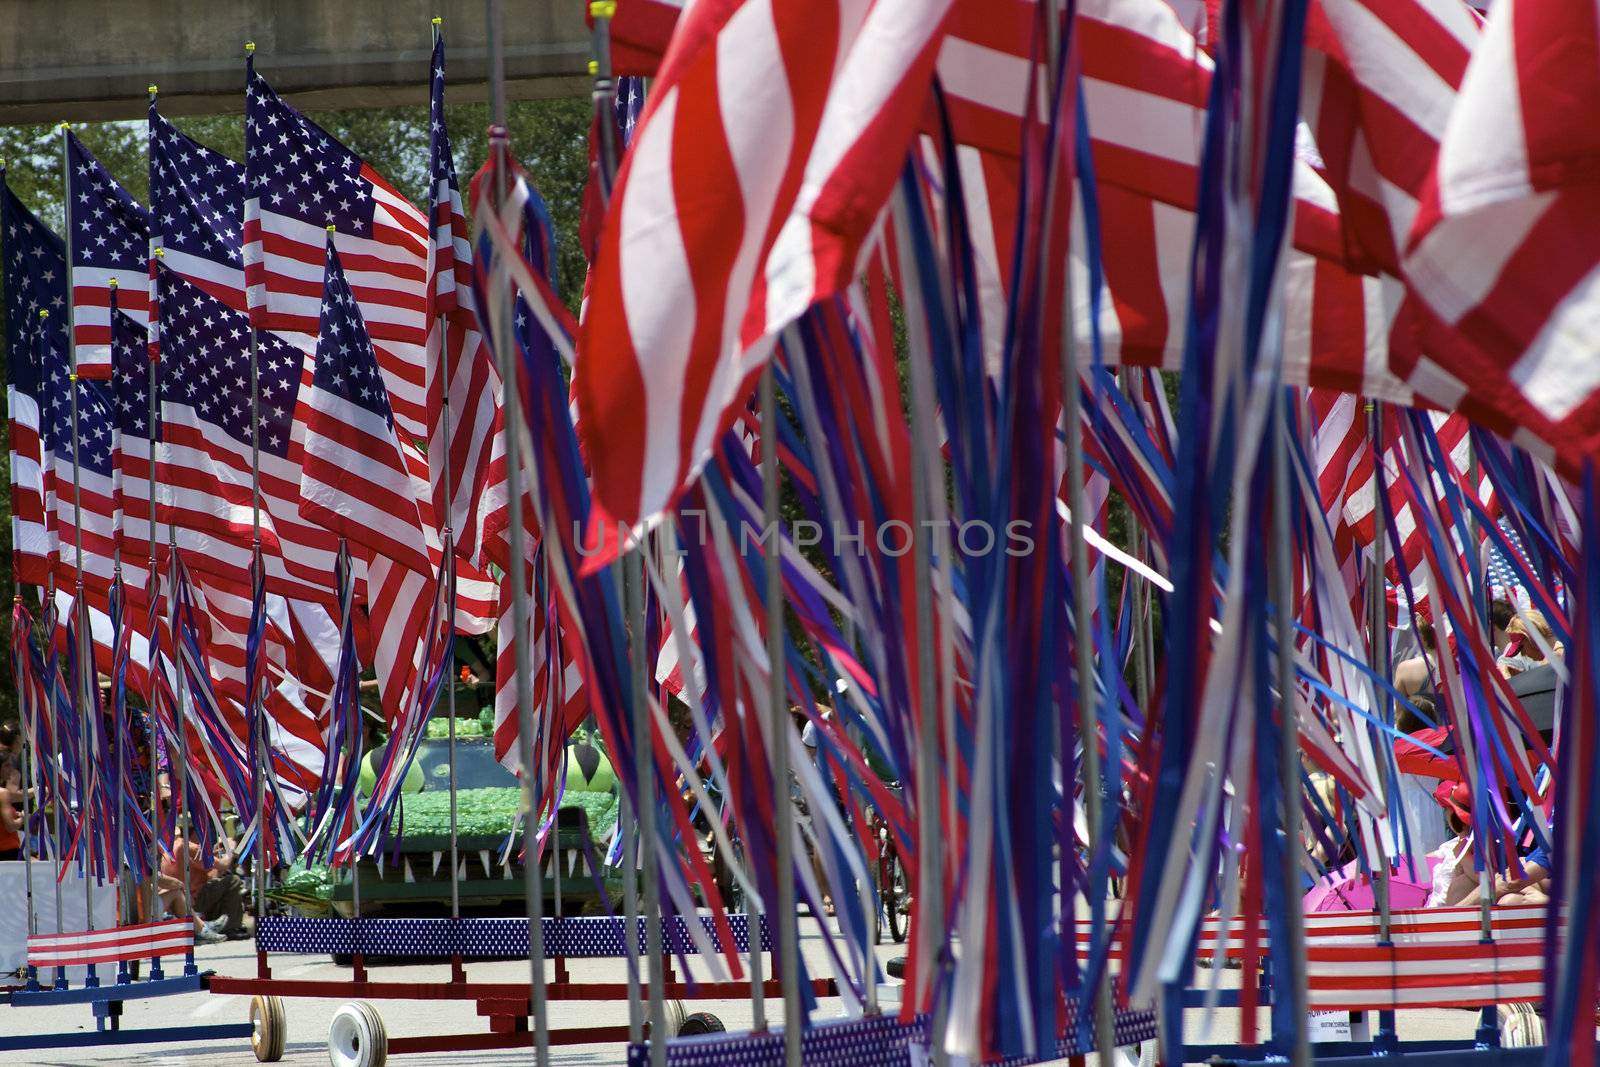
[158,835,248,943]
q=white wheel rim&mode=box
[329,1007,369,1067]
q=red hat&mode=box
[1434,780,1472,824]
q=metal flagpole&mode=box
[19,593,37,980]
[622,756,643,1041]
[39,308,64,986]
[1366,400,1396,1050]
[430,15,465,982]
[146,91,165,938]
[627,552,667,1063]
[1270,389,1311,1067]
[485,1,550,1058]
[1118,369,1155,713]
[249,316,267,921]
[60,123,99,987]
[585,5,651,1041]
[760,365,804,1066]
[108,279,129,964]
[1059,223,1116,1067]
[905,322,947,1067]
[163,378,197,971]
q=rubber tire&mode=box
[885,852,911,944]
[678,1011,726,1037]
[328,1001,388,1067]
[251,995,287,1063]
[1499,1003,1545,1048]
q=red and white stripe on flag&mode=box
[578,0,960,526]
[28,918,195,968]
[1400,0,1600,471]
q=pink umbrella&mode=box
[1303,857,1440,913]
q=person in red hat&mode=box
[1424,782,1477,907]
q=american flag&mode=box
[298,242,431,579]
[153,265,343,603]
[1305,0,1479,278]
[1399,0,1600,476]
[184,571,330,811]
[149,104,247,310]
[65,132,150,381]
[615,76,644,147]
[578,0,960,526]
[244,59,431,445]
[109,304,159,578]
[38,308,121,598]
[2,177,63,586]
[426,33,505,569]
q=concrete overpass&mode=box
[0,0,592,126]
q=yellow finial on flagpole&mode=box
[588,60,599,75]
[57,122,70,132]
[148,84,158,95]
[432,16,442,25]
[589,1,616,17]
[154,248,165,258]
[327,224,337,233]
[39,310,49,319]
[245,41,256,54]
[109,279,118,289]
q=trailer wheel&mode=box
[661,999,687,1038]
[328,1001,388,1067]
[1109,1039,1158,1066]
[250,995,287,1062]
[1499,1002,1545,1048]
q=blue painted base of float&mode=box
[0,1022,253,1052]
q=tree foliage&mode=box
[0,96,592,725]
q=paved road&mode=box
[0,918,1495,1066]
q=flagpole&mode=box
[40,310,66,986]
[1271,389,1311,1067]
[759,364,804,1067]
[485,1,550,1059]
[146,102,165,940]
[1060,237,1115,1067]
[60,123,100,987]
[905,310,947,1067]
[164,414,197,974]
[430,15,465,982]
[108,278,130,961]
[626,546,668,1064]
[17,594,38,980]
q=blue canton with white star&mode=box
[2,179,69,392]
[246,62,376,236]
[150,108,245,266]
[110,309,155,439]
[157,267,303,459]
[39,349,115,479]
[315,246,393,428]
[429,37,458,191]
[67,132,149,272]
